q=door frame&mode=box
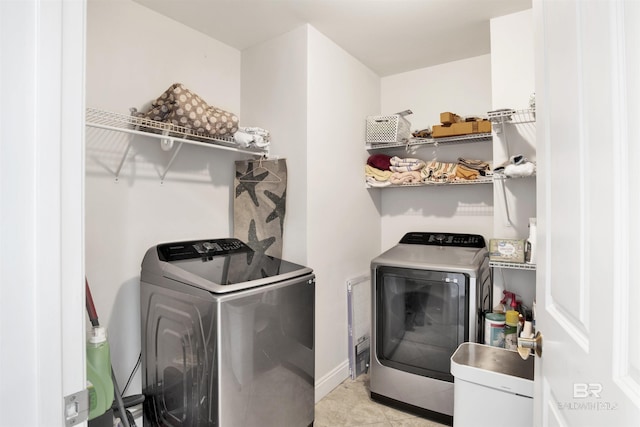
[0,0,86,425]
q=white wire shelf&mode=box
[488,108,536,123]
[488,108,536,133]
[365,132,492,150]
[489,261,536,270]
[365,168,540,188]
[366,176,494,188]
[86,108,268,155]
[85,108,268,181]
[493,172,537,180]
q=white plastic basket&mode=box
[366,114,411,144]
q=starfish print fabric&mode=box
[234,159,287,258]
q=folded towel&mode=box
[494,154,528,172]
[253,134,268,148]
[390,171,422,185]
[504,162,536,177]
[456,164,479,180]
[457,157,491,175]
[240,126,270,140]
[366,176,392,187]
[365,165,393,182]
[389,156,425,172]
[390,156,423,166]
[233,131,254,147]
[390,164,425,172]
[422,160,457,182]
[233,130,270,148]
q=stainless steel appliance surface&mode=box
[140,238,315,426]
[370,232,491,426]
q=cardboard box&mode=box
[476,120,491,133]
[432,119,492,138]
[440,112,461,125]
[489,239,526,263]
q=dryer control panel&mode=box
[399,232,486,248]
[157,238,252,261]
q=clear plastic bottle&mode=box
[87,326,114,420]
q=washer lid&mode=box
[142,238,312,293]
[372,243,487,273]
[371,232,487,273]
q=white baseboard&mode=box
[314,359,350,403]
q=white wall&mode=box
[490,9,536,308]
[85,0,246,396]
[241,24,382,401]
[491,10,535,112]
[379,55,494,250]
[382,55,493,131]
[306,26,382,398]
[241,26,309,265]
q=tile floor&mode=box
[314,374,449,427]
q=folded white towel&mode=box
[233,131,270,148]
[252,134,269,148]
[389,156,425,172]
[240,126,271,141]
[390,156,422,166]
[234,131,253,147]
[366,177,392,187]
[504,162,536,177]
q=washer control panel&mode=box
[399,232,485,248]
[157,238,252,261]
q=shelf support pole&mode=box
[496,177,515,227]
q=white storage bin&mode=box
[366,114,411,144]
[451,342,534,427]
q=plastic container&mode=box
[504,310,519,351]
[87,326,114,420]
[484,313,506,348]
[365,114,411,144]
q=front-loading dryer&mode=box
[370,232,491,425]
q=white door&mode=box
[534,0,640,426]
[0,0,86,425]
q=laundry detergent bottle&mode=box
[86,326,114,420]
[504,310,519,351]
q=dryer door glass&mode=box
[375,266,469,382]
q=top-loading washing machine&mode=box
[370,232,491,425]
[140,238,315,426]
